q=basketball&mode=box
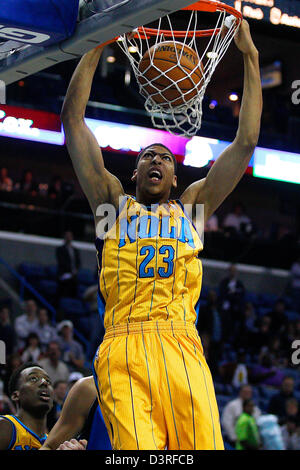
[137,41,204,107]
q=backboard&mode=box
[0,0,200,86]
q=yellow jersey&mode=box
[95,196,203,328]
[0,415,47,450]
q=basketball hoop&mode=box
[117,0,242,137]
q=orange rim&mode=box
[135,0,242,39]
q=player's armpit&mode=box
[0,418,14,450]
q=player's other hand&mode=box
[57,439,87,450]
[234,20,258,56]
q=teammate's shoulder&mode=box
[0,416,14,450]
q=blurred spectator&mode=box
[290,256,300,311]
[68,371,84,390]
[223,203,253,236]
[231,350,249,390]
[0,306,15,355]
[221,385,261,446]
[48,176,63,200]
[281,321,297,353]
[281,417,300,450]
[21,332,42,363]
[250,315,273,353]
[57,320,85,371]
[218,265,245,340]
[268,376,296,420]
[284,398,300,425]
[249,351,285,388]
[47,380,68,430]
[196,290,223,375]
[15,169,38,195]
[269,299,289,336]
[293,319,300,343]
[0,167,13,191]
[56,231,81,298]
[260,337,287,368]
[14,299,39,349]
[219,350,249,387]
[38,341,69,384]
[204,214,219,232]
[235,302,258,350]
[2,352,23,395]
[256,414,285,450]
[33,308,58,352]
[243,302,258,334]
[235,399,261,450]
[0,379,15,415]
[83,284,105,361]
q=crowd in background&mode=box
[1,166,299,264]
[0,167,74,209]
[1,245,300,448]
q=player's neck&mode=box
[135,189,170,206]
[17,409,47,437]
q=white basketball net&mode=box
[118,9,240,137]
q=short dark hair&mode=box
[8,362,41,397]
[25,332,40,348]
[135,143,177,174]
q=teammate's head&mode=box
[8,362,54,417]
[132,143,177,202]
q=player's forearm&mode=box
[61,47,104,122]
[39,443,55,450]
[235,50,262,149]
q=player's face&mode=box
[14,367,54,415]
[132,145,177,200]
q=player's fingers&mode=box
[57,443,70,450]
[61,441,77,450]
[79,439,88,448]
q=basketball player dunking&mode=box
[61,20,262,450]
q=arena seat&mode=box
[257,306,272,317]
[200,285,210,300]
[216,394,231,409]
[37,279,58,298]
[59,297,89,317]
[259,397,270,412]
[259,386,278,400]
[45,265,58,280]
[285,310,300,322]
[77,268,96,286]
[258,293,277,308]
[19,262,46,281]
[77,283,87,300]
[244,291,260,306]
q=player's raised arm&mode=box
[180,20,262,222]
[40,377,94,450]
[61,47,124,215]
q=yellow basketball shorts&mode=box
[93,320,224,450]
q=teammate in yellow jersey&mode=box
[61,20,262,450]
[0,363,54,450]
